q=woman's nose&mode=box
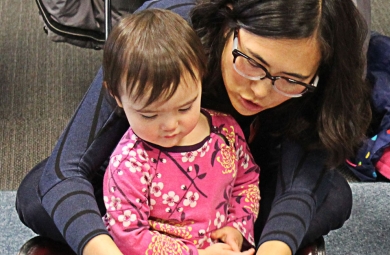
[250,79,273,99]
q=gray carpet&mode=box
[2,183,389,255]
[0,0,102,191]
[324,183,390,255]
[1,191,35,255]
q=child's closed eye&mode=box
[179,105,192,112]
[141,114,157,119]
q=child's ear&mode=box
[114,97,123,108]
[103,81,123,108]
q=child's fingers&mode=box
[241,248,255,255]
[224,237,240,252]
[210,228,226,241]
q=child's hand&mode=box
[198,243,255,255]
[210,226,244,252]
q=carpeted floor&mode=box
[0,0,102,191]
[324,183,390,255]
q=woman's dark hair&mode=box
[103,9,207,108]
[191,0,372,167]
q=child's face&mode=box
[117,72,203,148]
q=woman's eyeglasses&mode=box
[232,28,319,98]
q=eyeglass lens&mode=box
[234,55,308,96]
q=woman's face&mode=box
[221,28,321,116]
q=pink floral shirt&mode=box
[103,109,260,255]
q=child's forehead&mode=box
[125,70,201,109]
[130,82,200,112]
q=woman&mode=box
[16,0,371,255]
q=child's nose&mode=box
[161,119,178,131]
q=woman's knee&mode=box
[16,158,48,224]
[301,171,352,247]
[15,158,65,241]
[328,171,353,223]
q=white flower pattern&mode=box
[214,211,225,228]
[233,221,247,235]
[118,210,137,227]
[151,182,164,197]
[140,171,152,185]
[108,196,122,210]
[181,151,198,162]
[150,199,156,210]
[236,145,244,159]
[125,157,142,173]
[241,153,250,169]
[197,143,210,157]
[105,212,115,226]
[162,191,179,206]
[121,143,134,155]
[111,154,122,168]
[137,149,149,161]
[183,191,199,208]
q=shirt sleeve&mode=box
[136,0,195,21]
[224,120,261,247]
[38,68,130,255]
[258,139,333,254]
[103,139,199,255]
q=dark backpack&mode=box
[35,0,146,49]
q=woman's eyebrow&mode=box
[281,71,310,80]
[247,48,270,67]
[247,49,311,80]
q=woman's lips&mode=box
[240,97,263,112]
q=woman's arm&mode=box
[38,68,129,254]
[35,2,197,254]
[256,241,291,255]
[83,235,123,255]
[257,139,333,254]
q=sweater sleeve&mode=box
[225,125,260,247]
[38,68,130,255]
[258,139,333,254]
[136,0,195,21]
[103,139,198,255]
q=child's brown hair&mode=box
[103,8,207,108]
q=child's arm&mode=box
[199,242,255,255]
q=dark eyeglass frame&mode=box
[232,28,318,97]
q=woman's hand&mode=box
[198,243,255,255]
[255,241,292,255]
[210,226,243,251]
[82,234,123,255]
